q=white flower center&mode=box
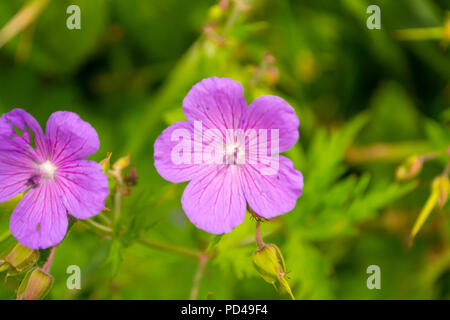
[225,142,245,165]
[39,160,57,180]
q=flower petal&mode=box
[45,111,100,164]
[55,160,108,219]
[183,77,248,132]
[10,181,68,249]
[181,166,246,234]
[0,108,48,157]
[242,156,303,219]
[154,121,221,183]
[0,109,46,201]
[0,156,34,202]
[244,96,299,152]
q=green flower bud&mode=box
[396,156,423,181]
[252,244,285,284]
[99,152,112,173]
[208,5,223,21]
[113,154,130,172]
[410,176,449,242]
[252,244,295,299]
[17,267,53,300]
[0,243,39,276]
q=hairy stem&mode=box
[189,254,208,300]
[42,246,57,273]
[255,220,265,249]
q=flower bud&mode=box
[99,152,112,173]
[434,175,449,208]
[410,175,449,242]
[208,5,223,21]
[396,156,423,181]
[264,67,279,86]
[252,244,284,284]
[113,154,130,172]
[252,244,295,299]
[124,167,138,187]
[16,267,53,300]
[0,243,39,276]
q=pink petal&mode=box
[10,181,68,249]
[0,108,48,158]
[45,111,100,165]
[154,121,222,183]
[181,165,246,234]
[0,155,35,202]
[183,77,248,133]
[244,96,299,152]
[0,109,46,201]
[242,156,303,219]
[55,160,108,219]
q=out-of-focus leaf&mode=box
[285,236,333,299]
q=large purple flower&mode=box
[0,109,109,249]
[154,77,303,234]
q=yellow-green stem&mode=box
[138,238,201,259]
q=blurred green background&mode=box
[0,0,449,300]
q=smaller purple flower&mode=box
[154,77,304,234]
[0,109,109,249]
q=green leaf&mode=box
[101,240,123,278]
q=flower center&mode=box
[225,142,245,165]
[39,160,57,180]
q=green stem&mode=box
[223,1,241,34]
[84,219,113,234]
[0,0,51,48]
[98,212,112,226]
[138,238,201,259]
[114,188,122,226]
[0,230,11,243]
[394,27,444,41]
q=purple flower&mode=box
[154,77,303,234]
[0,109,109,249]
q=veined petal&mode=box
[0,108,47,158]
[244,96,299,152]
[10,181,68,249]
[45,111,100,165]
[181,165,246,234]
[55,160,108,219]
[0,109,45,202]
[242,156,303,219]
[183,77,248,132]
[154,121,222,183]
[0,154,35,202]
